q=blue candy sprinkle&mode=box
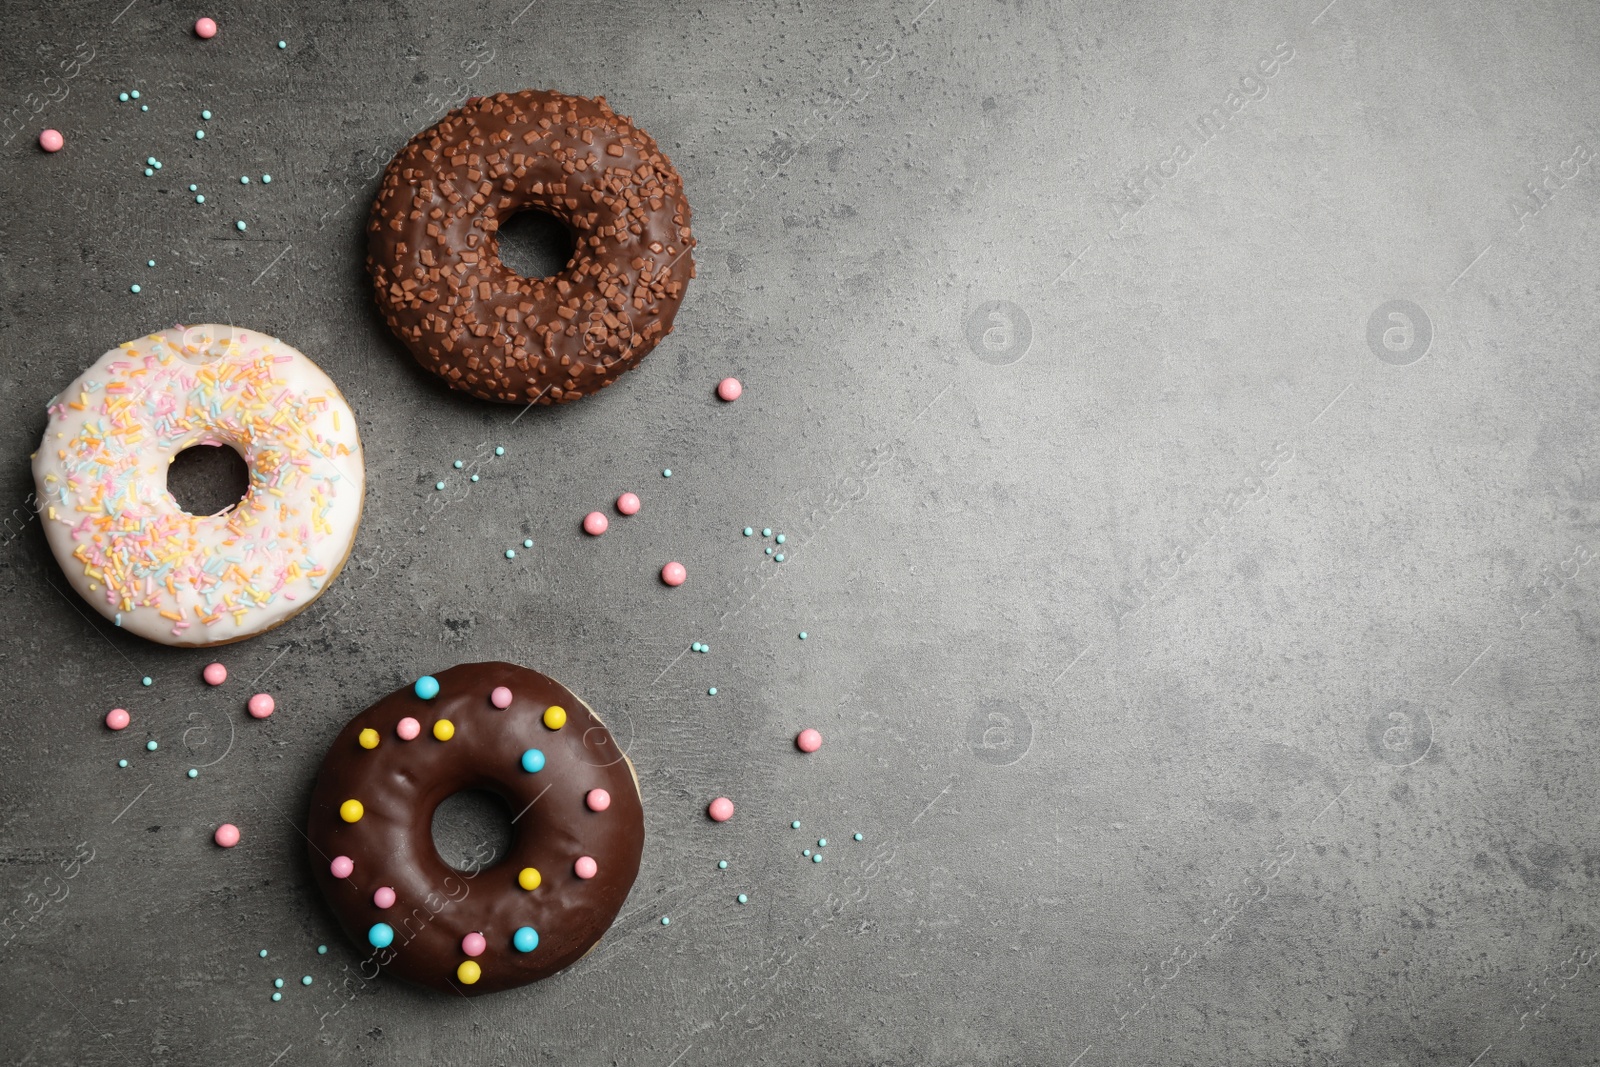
[146,740,158,751]
[775,554,785,563]
[453,460,463,469]
[812,853,823,863]
[187,769,198,779]
[765,547,774,556]
[273,978,284,988]
[153,161,161,169]
[130,90,140,99]
[130,284,142,293]
[799,632,808,640]
[235,220,247,231]
[520,748,546,773]
[803,849,811,857]
[144,168,153,176]
[119,93,128,102]
[317,945,327,954]
[791,821,801,829]
[201,109,212,120]
[505,549,516,559]
[271,992,282,1002]
[435,481,445,490]
[146,156,156,166]
[413,676,440,700]
[737,894,748,904]
[818,839,827,847]
[512,926,539,953]
[240,175,249,184]
[718,860,728,869]
[259,949,268,958]
[743,527,753,536]
[278,40,287,48]
[195,195,205,204]
[140,105,147,111]
[195,130,205,139]
[147,259,155,267]
[707,688,717,695]
[662,469,672,477]
[301,976,312,986]
[854,833,863,841]
[762,528,772,538]
[368,923,395,948]
[470,474,479,482]
[494,446,504,455]
[660,917,670,926]
[522,539,532,549]
[262,174,272,183]
[189,184,198,192]
[118,759,128,768]
[776,534,786,544]
[142,677,153,686]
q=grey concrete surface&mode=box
[3,0,1599,1064]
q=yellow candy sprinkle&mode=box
[433,719,455,741]
[517,867,542,891]
[543,705,567,730]
[339,799,364,823]
[457,960,481,985]
[358,728,379,750]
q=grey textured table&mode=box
[4,1,1599,1064]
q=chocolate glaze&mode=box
[367,90,696,405]
[306,662,644,995]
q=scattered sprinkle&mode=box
[147,259,156,267]
[195,195,205,204]
[119,93,128,102]
[494,446,504,455]
[274,978,284,988]
[812,853,823,863]
[737,893,748,904]
[803,849,812,857]
[262,174,272,183]
[662,469,672,477]
[130,284,142,294]
[214,823,240,848]
[776,534,786,544]
[195,17,217,39]
[707,688,717,696]
[766,548,774,556]
[799,632,807,640]
[278,40,287,48]
[271,992,281,1002]
[743,527,753,536]
[301,975,312,986]
[235,220,246,231]
[140,105,148,112]
[522,539,533,549]
[818,838,828,847]
[144,169,153,177]
[718,860,728,869]
[775,554,785,562]
[317,945,327,954]
[435,481,445,490]
[118,759,128,768]
[854,833,863,841]
[469,474,479,482]
[505,549,516,559]
[796,728,822,753]
[708,797,734,822]
[717,376,743,402]
[240,175,249,184]
[142,677,153,686]
[189,184,198,192]
[187,768,198,778]
[146,740,158,751]
[130,90,141,100]
[791,821,801,829]
[259,949,268,958]
[453,460,464,469]
[195,130,205,139]
[201,109,212,120]
[203,662,227,685]
[660,916,670,926]
[583,511,608,536]
[762,528,772,538]
[661,561,687,586]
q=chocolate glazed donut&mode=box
[306,663,643,995]
[366,90,696,404]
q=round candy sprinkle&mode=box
[513,926,539,953]
[261,174,272,183]
[330,856,354,878]
[543,706,567,730]
[854,833,864,841]
[142,677,153,686]
[661,561,687,586]
[146,740,158,751]
[435,481,445,491]
[452,460,463,469]
[373,886,396,909]
[248,693,274,719]
[616,492,640,515]
[708,797,734,822]
[358,728,379,749]
[662,469,672,477]
[494,446,504,455]
[812,853,823,863]
[414,676,440,700]
[432,719,455,741]
[397,717,421,740]
[318,945,327,954]
[791,820,801,829]
[708,688,718,696]
[140,104,147,111]
[803,849,812,857]
[717,377,743,401]
[147,260,156,267]
[582,511,609,536]
[743,527,753,536]
[339,799,364,823]
[274,978,283,988]
[145,156,156,166]
[118,759,128,768]
[131,90,140,99]
[271,992,281,1002]
[521,748,546,773]
[235,220,246,231]
[585,788,612,812]
[737,894,748,904]
[796,728,822,753]
[38,129,64,152]
[240,175,249,184]
[106,708,130,731]
[195,195,205,204]
[518,867,542,890]
[776,534,786,544]
[766,548,774,556]
[661,916,671,926]
[368,923,394,949]
[259,949,268,958]
[130,284,142,294]
[194,17,218,38]
[522,539,533,548]
[762,528,772,538]
[799,632,808,640]
[277,40,287,49]
[457,960,480,984]
[214,823,240,848]
[195,130,205,140]
[718,860,728,869]
[818,838,828,847]
[469,474,479,482]
[490,686,513,709]
[119,92,128,102]
[461,932,486,957]
[187,768,198,779]
[201,109,212,120]
[775,554,786,562]
[301,976,312,986]
[574,856,598,879]
[691,642,702,652]
[505,549,516,559]
[203,662,227,685]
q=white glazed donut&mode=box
[31,325,365,647]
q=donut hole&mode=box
[494,210,577,280]
[431,788,515,873]
[166,443,251,517]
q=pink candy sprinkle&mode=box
[461,932,487,957]
[105,708,130,731]
[716,377,743,402]
[397,717,421,740]
[616,492,640,516]
[796,728,822,753]
[330,855,354,879]
[660,561,686,586]
[490,686,513,709]
[38,129,64,153]
[214,823,240,848]
[582,511,609,536]
[574,855,598,880]
[586,788,611,812]
[194,17,218,38]
[708,796,735,822]
[203,662,227,686]
[373,886,396,909]
[247,693,274,719]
